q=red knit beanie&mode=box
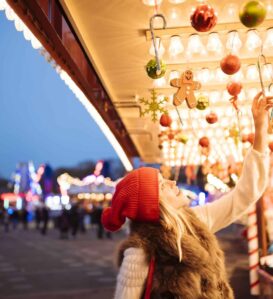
[101,167,159,232]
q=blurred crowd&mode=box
[0,201,112,240]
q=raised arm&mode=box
[192,92,273,233]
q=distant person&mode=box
[21,207,29,230]
[34,207,42,230]
[91,202,104,239]
[70,204,80,238]
[12,209,19,230]
[79,204,86,233]
[59,208,70,239]
[41,206,49,235]
[3,209,10,233]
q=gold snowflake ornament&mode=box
[140,89,168,122]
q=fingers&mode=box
[265,96,273,111]
[265,104,273,111]
[266,97,273,103]
[260,96,273,109]
[256,96,273,110]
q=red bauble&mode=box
[190,4,217,32]
[220,54,241,75]
[227,81,243,96]
[206,112,218,124]
[242,134,249,143]
[247,133,255,144]
[168,133,175,140]
[269,141,273,152]
[160,113,172,127]
[199,136,210,148]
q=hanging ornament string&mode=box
[230,30,236,54]
[188,109,199,139]
[228,31,243,141]
[257,51,273,133]
[175,106,184,127]
[149,14,166,76]
[229,94,242,142]
[236,109,242,140]
[154,0,159,14]
[257,53,266,96]
[153,0,160,54]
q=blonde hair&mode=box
[159,195,198,262]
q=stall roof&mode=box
[6,0,273,167]
[59,0,273,166]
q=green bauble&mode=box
[146,59,166,79]
[176,134,188,144]
[239,1,266,28]
[196,95,209,110]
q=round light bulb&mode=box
[0,0,7,11]
[168,35,184,56]
[224,3,239,19]
[215,67,228,82]
[207,32,223,53]
[153,76,166,87]
[231,69,244,82]
[168,70,180,83]
[187,34,204,54]
[5,6,15,20]
[168,0,185,3]
[263,63,273,81]
[197,68,211,85]
[264,28,273,49]
[226,31,242,53]
[246,64,258,81]
[142,0,163,6]
[246,30,262,51]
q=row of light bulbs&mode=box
[153,64,273,88]
[143,1,273,25]
[143,0,188,4]
[161,139,246,167]
[150,29,273,58]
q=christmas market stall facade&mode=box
[3,0,273,297]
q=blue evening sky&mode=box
[0,12,118,179]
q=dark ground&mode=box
[0,223,256,299]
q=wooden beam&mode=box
[167,57,273,70]
[153,81,272,94]
[146,19,273,40]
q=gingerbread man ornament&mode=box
[170,70,201,108]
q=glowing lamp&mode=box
[246,29,262,51]
[169,35,184,56]
[226,31,242,52]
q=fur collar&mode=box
[118,207,234,299]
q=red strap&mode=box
[144,257,155,299]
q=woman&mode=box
[102,92,273,299]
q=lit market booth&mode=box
[57,171,115,209]
[44,161,116,211]
[2,0,273,296]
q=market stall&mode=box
[2,0,273,297]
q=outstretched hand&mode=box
[252,91,273,153]
[252,91,273,130]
